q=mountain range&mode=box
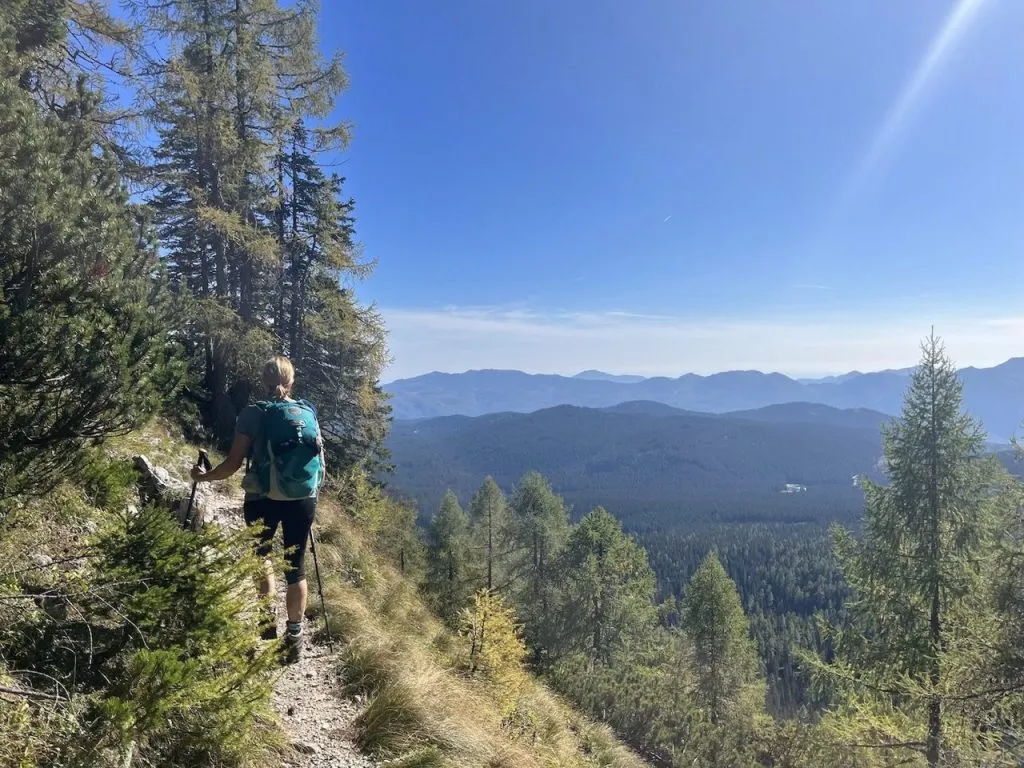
[387,358,1024,440]
[386,401,892,529]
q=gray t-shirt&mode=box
[236,403,269,501]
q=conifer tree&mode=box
[557,506,656,664]
[139,0,387,454]
[0,2,179,500]
[505,472,569,660]
[815,335,1018,767]
[680,552,765,767]
[273,123,389,474]
[425,491,475,623]
[468,477,508,591]
[682,552,762,725]
[459,590,529,719]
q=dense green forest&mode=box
[387,403,886,529]
[4,1,1024,767]
[419,338,1024,766]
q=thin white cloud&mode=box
[381,305,1024,381]
[663,215,673,223]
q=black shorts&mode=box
[243,497,317,584]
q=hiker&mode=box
[190,356,326,663]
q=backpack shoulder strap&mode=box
[245,401,270,471]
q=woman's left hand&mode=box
[190,465,206,482]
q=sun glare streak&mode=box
[838,0,990,207]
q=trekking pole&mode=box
[308,527,334,652]
[183,449,212,531]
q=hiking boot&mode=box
[259,607,278,641]
[283,621,304,665]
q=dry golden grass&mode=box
[310,499,651,768]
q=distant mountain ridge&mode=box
[573,369,647,384]
[387,358,1024,440]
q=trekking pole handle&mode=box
[198,449,212,471]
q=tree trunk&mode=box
[486,502,493,590]
[926,346,942,767]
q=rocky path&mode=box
[271,636,375,768]
[135,453,375,768]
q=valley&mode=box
[386,401,887,529]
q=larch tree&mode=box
[681,552,763,725]
[814,334,1019,767]
[557,506,656,665]
[505,471,570,660]
[679,552,765,768]
[425,491,476,624]
[468,476,508,591]
[137,0,387,465]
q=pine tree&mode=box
[814,335,1018,767]
[505,472,569,661]
[557,506,656,664]
[274,123,389,475]
[140,0,372,445]
[425,491,476,623]
[681,552,762,726]
[468,477,508,591]
[0,3,179,500]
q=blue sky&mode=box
[321,0,1024,380]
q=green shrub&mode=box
[1,500,281,767]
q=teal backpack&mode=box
[242,399,325,500]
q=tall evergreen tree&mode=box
[815,335,1018,767]
[680,552,765,767]
[505,472,570,660]
[425,491,475,624]
[557,506,656,664]
[139,0,385,453]
[272,123,388,474]
[682,552,762,726]
[468,477,508,591]
[0,2,179,500]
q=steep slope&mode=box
[150,426,651,768]
[387,404,884,528]
[386,359,1024,438]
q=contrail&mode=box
[838,0,991,207]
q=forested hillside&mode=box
[387,403,885,528]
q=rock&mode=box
[287,705,296,717]
[133,454,208,531]
[28,553,53,568]
[293,740,319,755]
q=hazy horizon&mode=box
[323,1,1024,382]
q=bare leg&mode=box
[286,578,308,624]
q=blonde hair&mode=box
[261,356,295,399]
